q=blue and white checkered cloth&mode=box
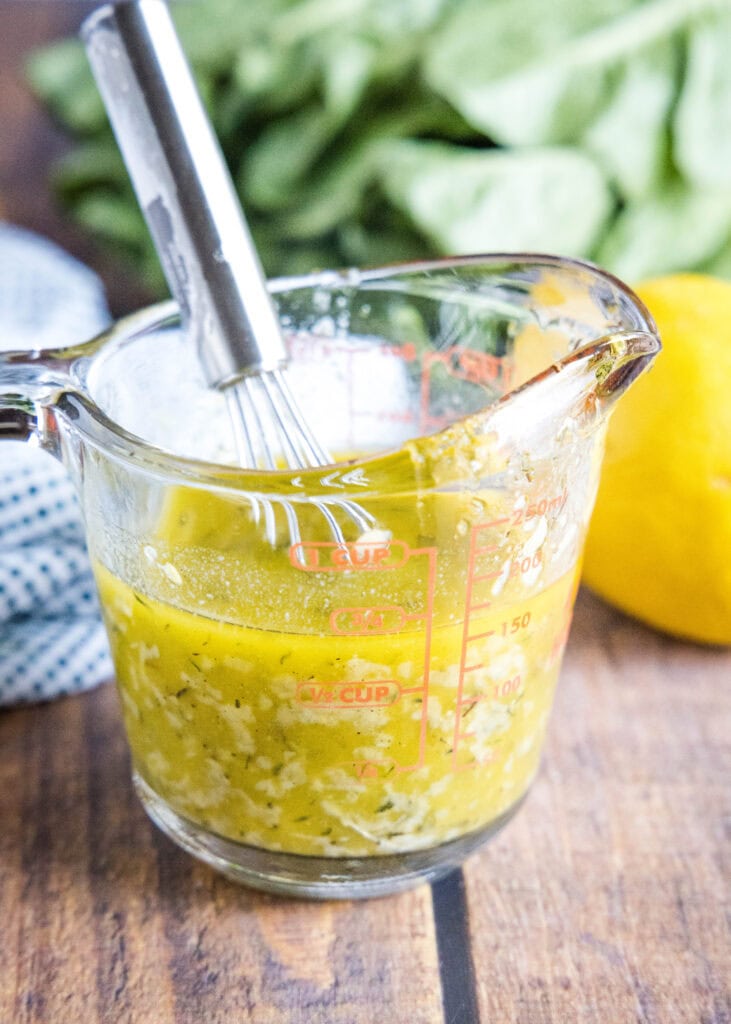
[0,223,114,705]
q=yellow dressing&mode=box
[95,478,577,857]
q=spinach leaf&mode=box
[674,9,731,188]
[596,180,731,280]
[582,41,677,200]
[425,0,643,145]
[424,0,711,195]
[25,0,731,293]
[26,39,105,135]
[242,106,346,211]
[377,141,613,257]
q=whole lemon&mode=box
[582,274,731,645]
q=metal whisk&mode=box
[82,0,374,547]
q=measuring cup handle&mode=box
[0,353,67,454]
[0,398,37,443]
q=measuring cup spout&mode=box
[590,332,661,405]
[488,330,661,447]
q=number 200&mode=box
[510,551,542,577]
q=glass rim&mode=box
[20,252,659,495]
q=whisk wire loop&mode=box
[224,371,375,550]
[269,370,331,467]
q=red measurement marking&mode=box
[330,605,411,635]
[474,542,500,556]
[416,545,437,775]
[497,612,531,636]
[493,675,522,699]
[510,490,568,527]
[510,551,543,577]
[297,679,401,709]
[455,348,503,384]
[291,538,409,571]
[423,347,505,385]
[452,517,533,771]
[458,675,524,713]
[419,349,512,433]
[347,759,394,781]
[453,526,480,768]
[457,674,523,707]
[481,517,511,530]
[472,570,501,583]
[467,629,495,642]
[319,543,438,778]
[387,341,419,362]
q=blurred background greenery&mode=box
[27,0,731,294]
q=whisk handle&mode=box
[82,0,287,387]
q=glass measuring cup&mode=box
[0,254,659,898]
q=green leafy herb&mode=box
[377,140,613,257]
[26,0,731,290]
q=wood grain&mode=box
[464,592,731,1024]
[2,589,729,1023]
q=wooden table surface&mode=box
[1,5,730,1023]
[2,590,730,1024]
